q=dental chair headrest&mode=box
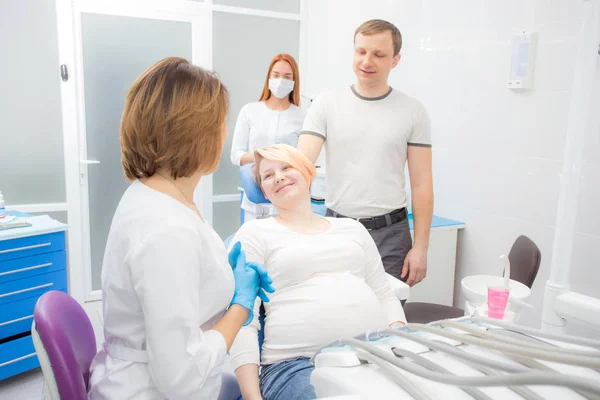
[240,163,270,204]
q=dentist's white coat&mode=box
[88,180,235,400]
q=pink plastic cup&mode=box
[487,287,510,319]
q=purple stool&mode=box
[31,290,242,399]
[31,290,97,400]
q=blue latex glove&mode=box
[228,241,275,302]
[228,242,275,325]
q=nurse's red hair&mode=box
[258,54,301,106]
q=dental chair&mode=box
[229,166,411,348]
[229,166,412,399]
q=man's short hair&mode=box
[354,19,402,56]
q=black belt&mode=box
[327,208,407,231]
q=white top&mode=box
[301,87,431,218]
[228,217,406,369]
[230,101,307,166]
[88,180,235,400]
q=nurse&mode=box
[229,53,306,167]
[87,57,274,400]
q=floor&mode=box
[0,301,104,400]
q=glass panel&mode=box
[212,12,300,195]
[214,0,299,14]
[81,13,192,290]
[213,201,241,240]
[0,0,65,205]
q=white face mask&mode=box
[269,78,295,99]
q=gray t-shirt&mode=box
[301,86,431,217]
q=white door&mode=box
[56,0,212,302]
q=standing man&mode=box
[298,19,433,287]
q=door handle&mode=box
[79,159,100,184]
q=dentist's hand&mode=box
[228,242,274,302]
[228,242,275,325]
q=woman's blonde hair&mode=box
[253,144,316,189]
[258,54,301,106]
[120,57,229,181]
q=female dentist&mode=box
[87,57,274,400]
[229,53,306,167]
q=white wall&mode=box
[567,28,600,336]
[305,0,599,331]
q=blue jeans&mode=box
[260,358,316,400]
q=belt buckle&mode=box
[356,216,374,231]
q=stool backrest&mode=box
[32,290,97,400]
[508,235,542,289]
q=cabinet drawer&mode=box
[0,289,67,340]
[0,250,66,284]
[0,334,39,381]
[0,270,67,306]
[0,232,66,263]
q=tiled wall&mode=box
[305,0,598,331]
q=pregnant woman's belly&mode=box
[260,273,389,365]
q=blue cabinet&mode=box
[0,215,68,381]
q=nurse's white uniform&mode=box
[88,180,235,400]
[229,101,306,167]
